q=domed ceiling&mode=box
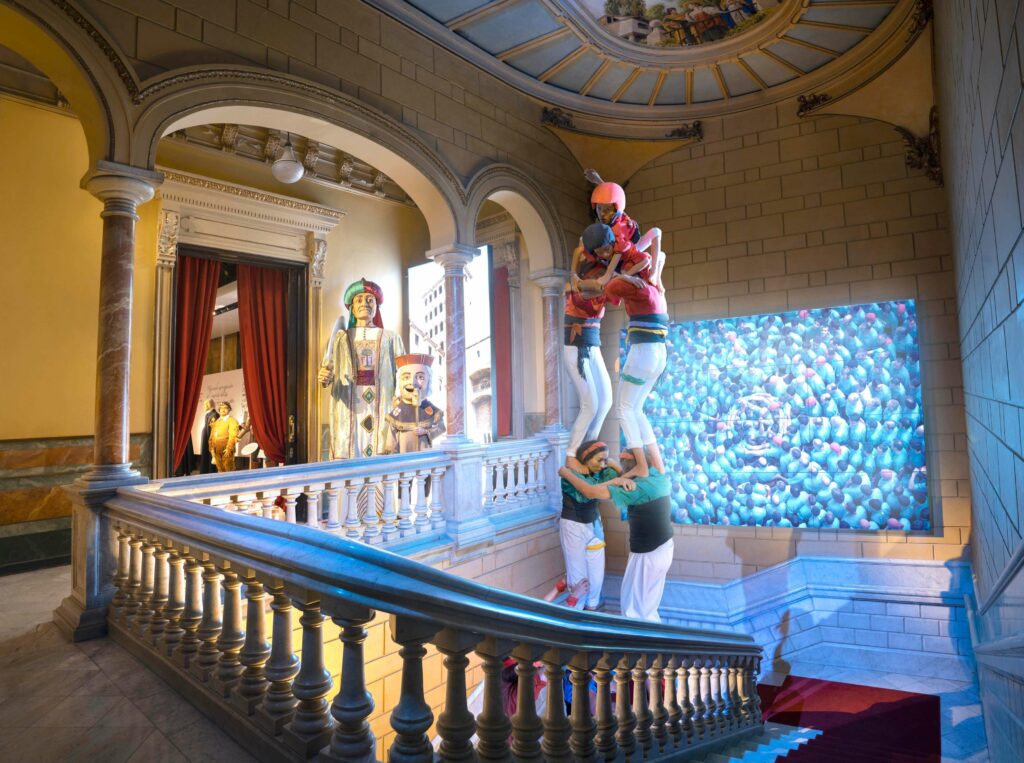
[369,0,916,126]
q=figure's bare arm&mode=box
[558,467,611,500]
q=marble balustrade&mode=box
[103,487,763,762]
[145,438,556,547]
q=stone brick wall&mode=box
[935,2,1024,760]
[79,0,590,247]
[599,101,971,580]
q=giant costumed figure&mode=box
[383,354,445,454]
[319,278,405,460]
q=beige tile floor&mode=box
[0,566,255,763]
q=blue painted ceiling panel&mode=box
[719,61,760,97]
[787,25,866,54]
[742,53,797,87]
[507,35,582,77]
[654,71,687,105]
[459,1,563,55]
[767,40,832,73]
[407,0,490,25]
[691,68,721,103]
[618,69,661,104]
[546,50,604,92]
[586,63,633,100]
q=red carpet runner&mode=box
[757,675,941,762]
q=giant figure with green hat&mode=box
[319,278,405,459]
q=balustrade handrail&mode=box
[111,485,760,657]
[480,435,551,460]
[146,449,452,500]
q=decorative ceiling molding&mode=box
[366,0,916,129]
[895,106,942,187]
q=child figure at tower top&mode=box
[574,168,665,292]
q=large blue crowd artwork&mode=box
[621,301,929,531]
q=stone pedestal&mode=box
[427,244,478,440]
[441,437,492,550]
[53,162,161,642]
[529,269,570,431]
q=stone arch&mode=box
[464,164,568,273]
[130,71,464,248]
[0,0,134,169]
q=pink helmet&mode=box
[591,181,626,213]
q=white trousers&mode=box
[563,344,613,457]
[621,538,674,623]
[616,342,667,449]
[559,518,605,609]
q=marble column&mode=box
[54,161,162,642]
[427,244,478,439]
[529,269,569,430]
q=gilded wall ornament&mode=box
[797,93,831,117]
[666,121,703,141]
[895,106,943,187]
[541,107,575,129]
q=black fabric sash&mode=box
[627,496,673,553]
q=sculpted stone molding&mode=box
[156,209,180,268]
[666,122,703,141]
[308,237,328,282]
[908,0,934,40]
[895,106,943,187]
[797,93,832,117]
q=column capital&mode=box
[427,243,478,273]
[529,268,570,297]
[84,161,163,216]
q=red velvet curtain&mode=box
[492,265,513,437]
[237,264,288,465]
[172,255,221,470]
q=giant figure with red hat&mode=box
[318,278,405,459]
[382,353,445,454]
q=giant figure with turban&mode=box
[319,278,405,459]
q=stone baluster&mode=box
[435,629,480,763]
[388,617,440,763]
[483,461,496,512]
[257,585,300,734]
[282,489,298,524]
[124,534,143,622]
[322,607,377,763]
[429,466,445,530]
[531,452,544,497]
[344,478,363,539]
[261,499,275,520]
[700,658,715,737]
[232,576,271,715]
[212,566,245,696]
[513,456,527,504]
[614,656,637,761]
[190,561,223,682]
[111,528,131,617]
[736,657,752,727]
[568,652,597,763]
[135,537,157,636]
[162,549,186,657]
[176,554,203,668]
[474,638,513,763]
[678,658,695,746]
[147,543,170,647]
[717,657,731,732]
[413,472,430,533]
[712,658,727,733]
[362,480,383,544]
[665,657,682,749]
[593,655,617,761]
[284,599,335,756]
[381,474,398,542]
[325,487,342,531]
[305,487,321,530]
[727,658,741,731]
[751,658,763,724]
[540,648,572,763]
[633,656,652,758]
[510,645,544,763]
[688,659,705,741]
[397,474,414,537]
[650,656,668,752]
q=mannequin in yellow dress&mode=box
[209,402,240,472]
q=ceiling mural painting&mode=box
[375,0,920,133]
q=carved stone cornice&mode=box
[895,106,943,187]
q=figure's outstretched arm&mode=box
[596,252,623,285]
[558,467,611,500]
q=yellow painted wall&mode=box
[0,96,157,440]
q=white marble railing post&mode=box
[381,474,399,541]
[284,599,335,756]
[147,544,170,646]
[162,549,186,657]
[135,538,156,637]
[213,566,245,696]
[304,487,321,530]
[176,554,203,668]
[428,244,478,439]
[325,487,342,531]
[413,474,430,533]
[442,439,491,549]
[191,561,223,682]
[111,528,131,617]
[429,466,445,530]
[344,479,363,539]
